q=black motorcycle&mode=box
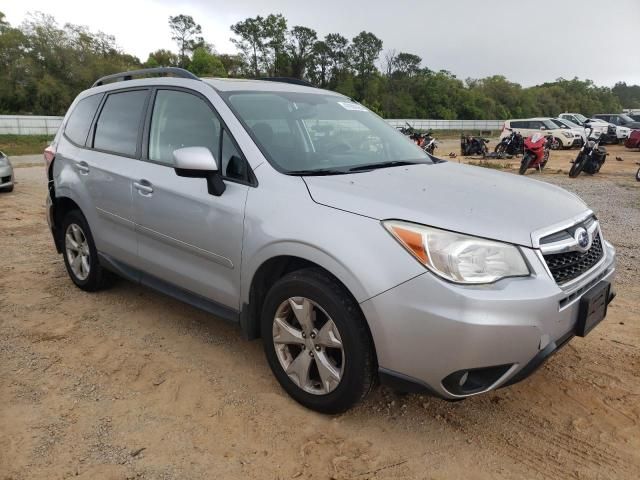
[569,127,608,178]
[461,134,489,157]
[494,129,524,156]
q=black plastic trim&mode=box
[258,77,314,87]
[378,368,450,399]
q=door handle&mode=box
[133,180,154,196]
[77,161,89,175]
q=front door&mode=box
[132,88,250,310]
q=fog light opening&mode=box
[442,364,513,396]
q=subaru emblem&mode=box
[574,227,590,251]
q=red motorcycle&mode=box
[519,133,552,175]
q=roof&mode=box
[202,77,341,95]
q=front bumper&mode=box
[0,165,13,188]
[362,240,616,399]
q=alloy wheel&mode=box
[65,223,90,281]
[272,297,344,395]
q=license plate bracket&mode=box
[575,281,610,337]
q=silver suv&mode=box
[45,68,616,413]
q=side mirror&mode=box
[173,146,225,196]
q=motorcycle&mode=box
[495,129,524,156]
[461,134,489,157]
[519,133,552,175]
[421,131,437,155]
[569,127,608,178]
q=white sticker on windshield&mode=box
[338,101,368,112]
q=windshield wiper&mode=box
[347,160,426,172]
[286,168,349,176]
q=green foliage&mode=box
[0,134,54,156]
[0,10,634,118]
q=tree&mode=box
[231,16,265,77]
[325,33,349,86]
[218,53,245,77]
[261,14,288,76]
[392,52,422,77]
[287,26,317,79]
[188,47,227,77]
[309,40,331,87]
[383,49,397,77]
[144,49,179,67]
[168,14,203,68]
[348,31,383,99]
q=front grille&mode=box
[1,175,11,184]
[543,234,603,284]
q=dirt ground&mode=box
[1,143,639,480]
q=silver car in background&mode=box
[0,151,14,192]
[45,68,616,413]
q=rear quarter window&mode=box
[64,94,104,146]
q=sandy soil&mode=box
[1,144,639,480]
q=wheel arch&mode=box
[50,195,83,253]
[240,253,372,347]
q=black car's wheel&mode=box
[61,210,108,291]
[569,153,586,178]
[261,268,376,414]
[519,153,532,175]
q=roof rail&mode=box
[258,77,314,87]
[91,67,200,88]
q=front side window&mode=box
[223,91,432,174]
[93,90,148,156]
[65,93,103,146]
[149,90,221,165]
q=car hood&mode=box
[303,162,589,247]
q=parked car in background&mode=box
[559,113,609,137]
[0,151,14,192]
[550,118,586,146]
[592,113,640,131]
[625,129,640,149]
[501,118,579,149]
[624,112,640,122]
[45,67,617,413]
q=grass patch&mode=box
[467,160,512,170]
[0,135,53,156]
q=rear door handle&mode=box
[133,180,154,196]
[77,161,89,175]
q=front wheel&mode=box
[261,268,376,414]
[550,137,562,150]
[519,153,532,175]
[636,167,640,182]
[495,143,506,154]
[569,153,586,178]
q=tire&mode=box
[495,143,506,154]
[569,153,586,178]
[261,268,376,414]
[519,153,532,175]
[60,209,107,291]
[550,137,562,150]
[636,167,640,182]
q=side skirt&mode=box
[98,252,240,325]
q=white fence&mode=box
[386,119,504,131]
[0,115,504,136]
[0,115,63,135]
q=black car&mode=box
[592,114,640,130]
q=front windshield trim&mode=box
[218,89,433,175]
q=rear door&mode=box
[82,88,150,267]
[132,88,251,310]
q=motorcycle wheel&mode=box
[519,154,532,175]
[636,167,640,182]
[495,143,506,154]
[569,153,586,178]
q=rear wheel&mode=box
[569,153,586,178]
[61,210,107,291]
[519,153,532,175]
[261,268,375,413]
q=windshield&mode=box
[550,119,569,129]
[542,119,558,130]
[620,114,635,123]
[573,114,588,123]
[223,91,432,174]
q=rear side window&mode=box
[64,94,103,146]
[510,121,527,128]
[149,90,221,165]
[94,90,148,157]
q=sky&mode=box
[3,0,640,87]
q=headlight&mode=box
[561,131,573,138]
[383,220,530,284]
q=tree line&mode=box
[1,10,639,118]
